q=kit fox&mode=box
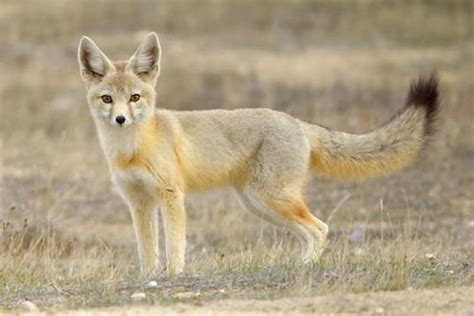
[77,32,439,275]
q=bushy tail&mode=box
[303,75,439,181]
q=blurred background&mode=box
[0,0,473,302]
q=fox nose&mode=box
[115,116,126,125]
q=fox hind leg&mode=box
[239,134,329,262]
[237,188,307,250]
[274,199,328,261]
[239,185,328,262]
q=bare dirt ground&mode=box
[14,286,474,315]
[1,1,473,314]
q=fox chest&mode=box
[110,154,164,196]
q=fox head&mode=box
[78,33,161,127]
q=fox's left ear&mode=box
[127,32,161,85]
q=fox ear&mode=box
[127,32,161,85]
[78,36,114,84]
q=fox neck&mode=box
[96,116,157,162]
[95,114,159,166]
[95,122,140,162]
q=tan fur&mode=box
[304,106,427,181]
[78,33,438,275]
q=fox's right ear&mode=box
[78,36,114,85]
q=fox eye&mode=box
[101,95,113,104]
[130,94,141,102]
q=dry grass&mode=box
[1,0,473,313]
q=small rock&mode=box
[425,253,436,260]
[447,270,455,274]
[348,227,365,243]
[323,271,339,279]
[374,307,384,314]
[131,292,146,300]
[20,300,39,312]
[174,291,201,299]
[146,281,158,289]
[354,247,366,256]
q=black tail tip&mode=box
[406,73,440,136]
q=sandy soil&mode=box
[15,286,472,315]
